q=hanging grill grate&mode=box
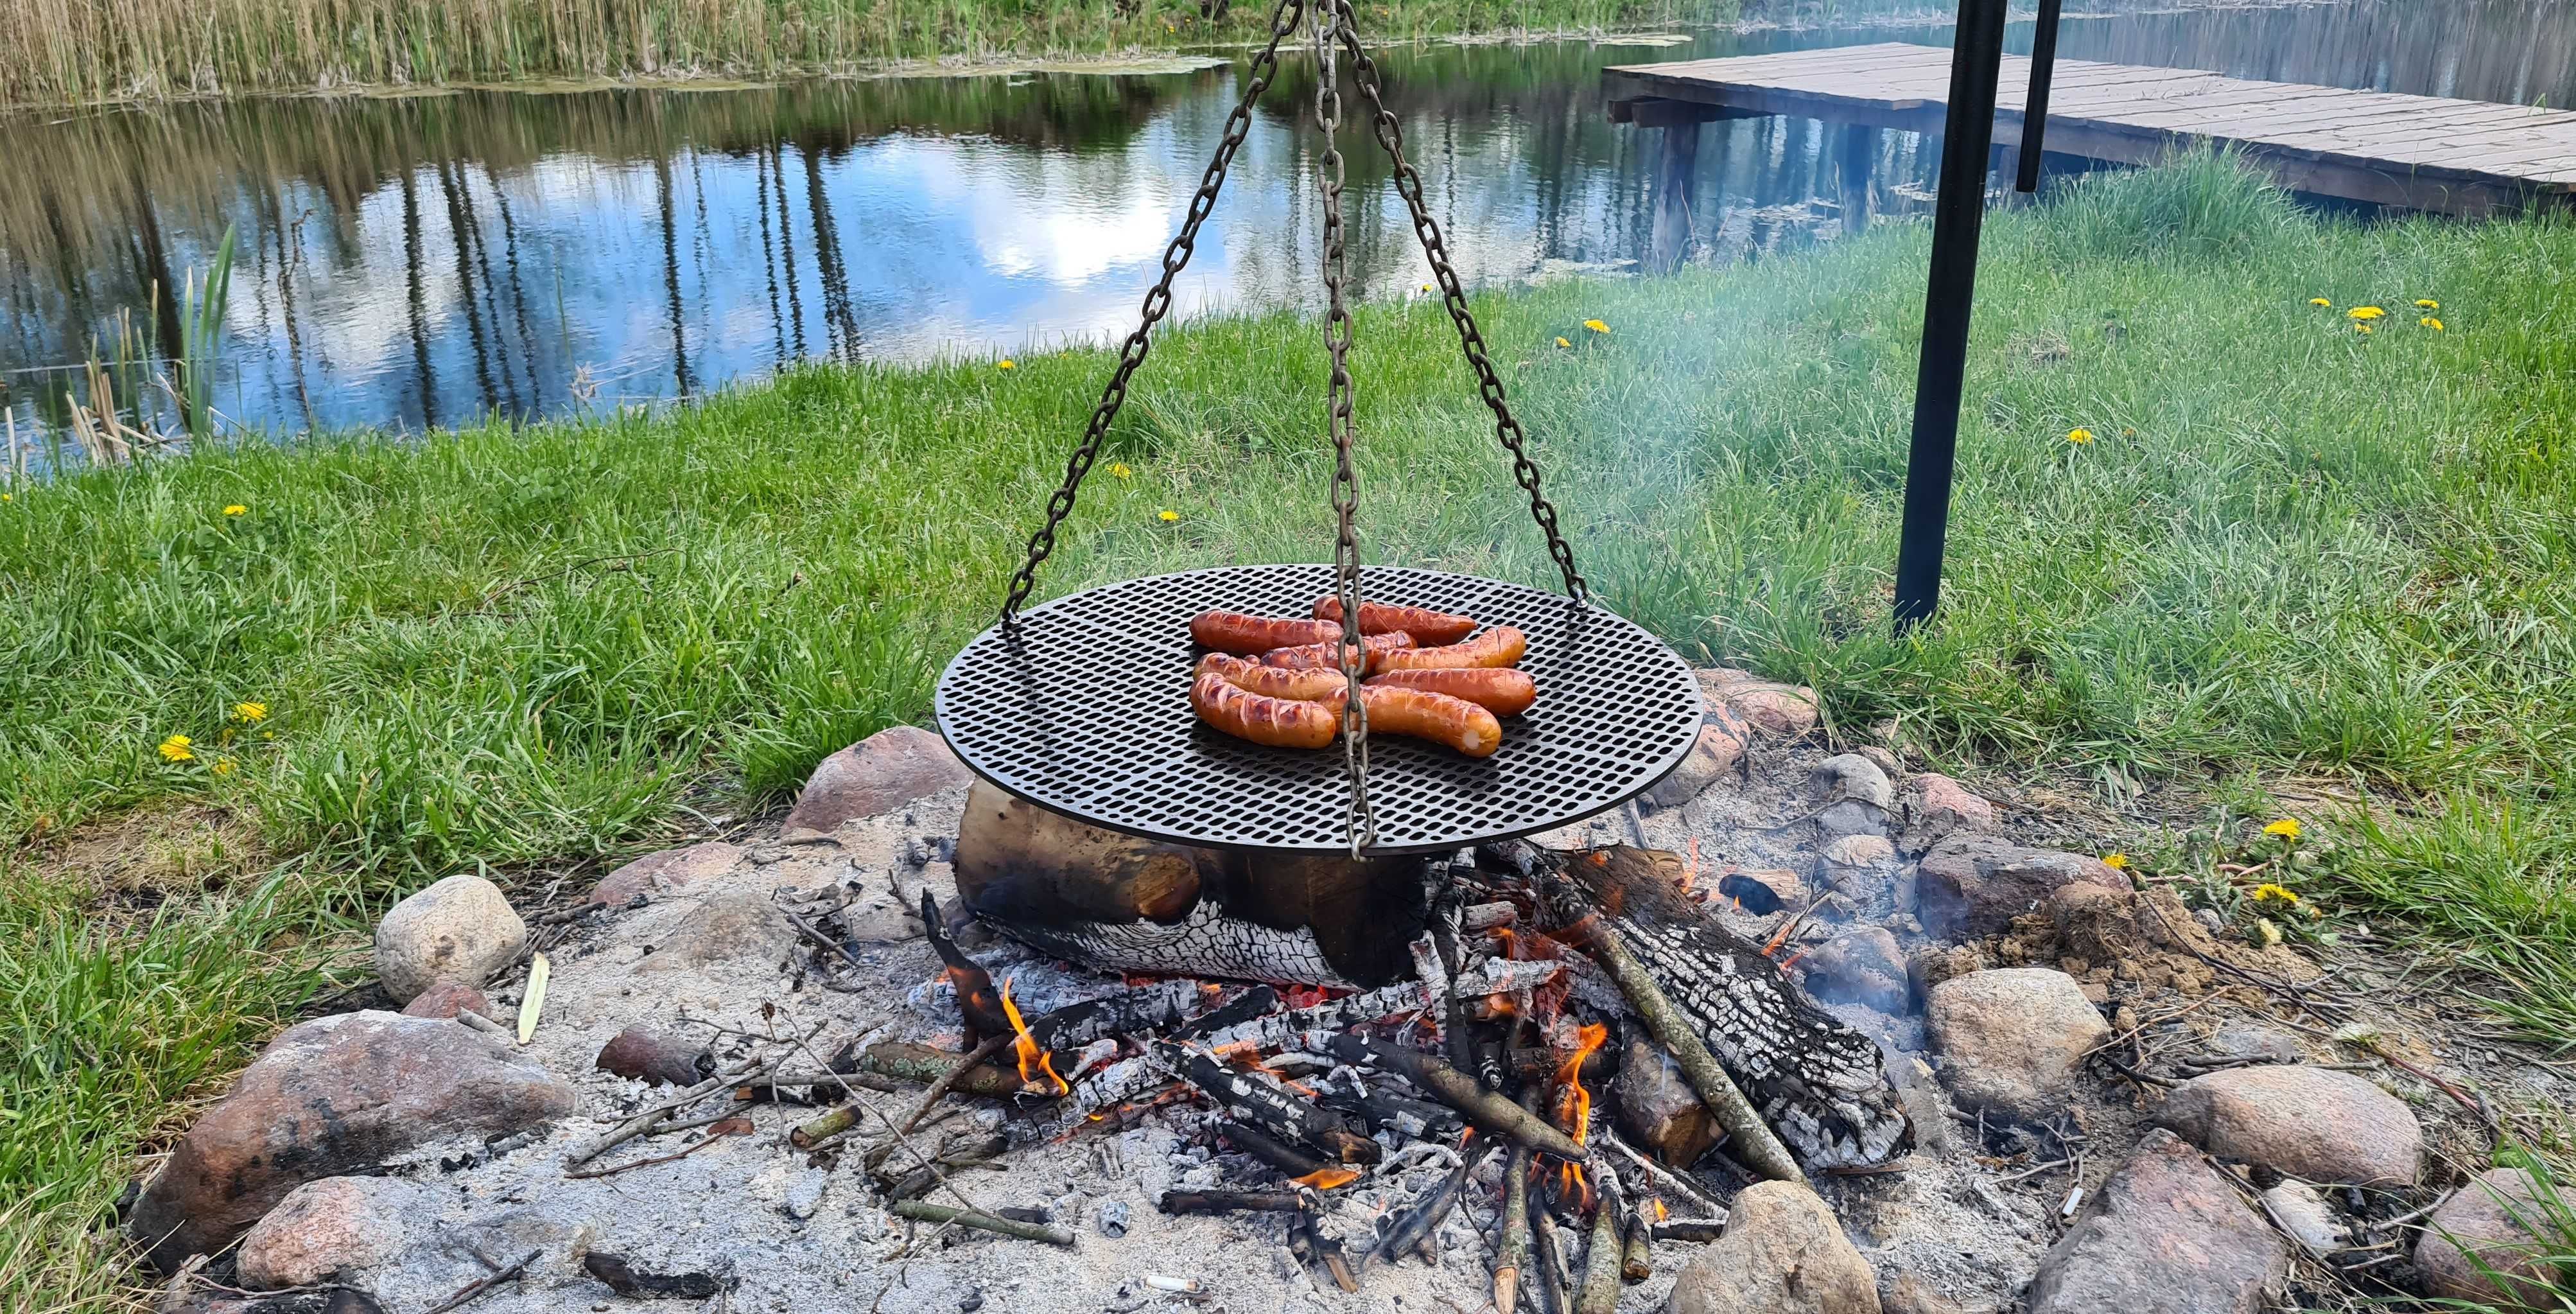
[934,0,1704,854]
[936,565,1704,855]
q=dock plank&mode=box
[1603,44,2575,215]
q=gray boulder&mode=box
[372,874,526,1003]
[1913,835,2130,940]
[2154,1065,2421,1186]
[1666,1180,1880,1314]
[1926,968,2108,1117]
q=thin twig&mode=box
[887,1200,1075,1247]
[566,1118,752,1180]
[899,1033,1017,1134]
[422,1248,541,1314]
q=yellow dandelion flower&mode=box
[2066,428,2094,445]
[2420,317,2443,331]
[2263,818,2302,841]
[2250,882,2302,909]
[2414,299,2438,310]
[212,757,236,776]
[232,701,268,723]
[1583,319,1609,335]
[2346,306,2384,321]
[996,359,1015,370]
[1554,337,1571,349]
[157,734,195,762]
[223,504,247,516]
[2308,298,2331,307]
[1107,462,1133,479]
[2355,322,2374,335]
[1,493,11,502]
[2100,852,2130,870]
[1158,509,1179,522]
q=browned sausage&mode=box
[1260,630,1416,673]
[1374,625,1527,671]
[1190,673,1337,749]
[1310,596,1479,645]
[1364,667,1538,716]
[1189,610,1345,654]
[1196,652,1349,702]
[1319,685,1502,758]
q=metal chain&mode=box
[1314,1,1376,856]
[1327,0,1588,602]
[998,0,1307,625]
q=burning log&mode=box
[1527,844,1909,1173]
[848,1041,1034,1098]
[1321,1035,1586,1162]
[923,890,1009,1044]
[1158,1190,1305,1215]
[1155,1040,1379,1164]
[1022,979,1208,1051]
[1317,1073,1465,1141]
[1612,1035,1718,1168]
[1218,1120,1334,1182]
[1493,1139,1533,1314]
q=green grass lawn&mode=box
[4,154,2573,1303]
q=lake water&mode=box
[1,0,2568,448]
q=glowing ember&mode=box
[998,976,1069,1095]
[1292,1166,1361,1190]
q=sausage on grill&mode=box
[1309,596,1479,646]
[1364,667,1538,716]
[1190,673,1338,749]
[1188,610,1346,654]
[1260,630,1417,673]
[1197,652,1349,702]
[1374,625,1527,671]
[1321,685,1502,758]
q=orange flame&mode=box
[1681,837,1701,891]
[1292,1166,1360,1190]
[1650,1198,1669,1223]
[998,976,1068,1095]
[1554,1022,1610,1209]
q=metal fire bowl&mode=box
[934,564,1705,856]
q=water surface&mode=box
[1,0,2566,448]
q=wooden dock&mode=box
[1606,42,2576,258]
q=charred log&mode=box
[1157,1040,1378,1164]
[1158,1189,1305,1215]
[1531,845,1911,1169]
[1323,1035,1587,1162]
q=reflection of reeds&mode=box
[0,0,1724,107]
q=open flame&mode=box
[1649,1197,1669,1223]
[998,976,1069,1096]
[1291,1166,1360,1190]
[1553,1022,1610,1209]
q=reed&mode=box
[0,0,1733,107]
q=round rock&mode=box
[2152,1065,2422,1186]
[236,1175,423,1289]
[1926,968,2109,1117]
[589,840,744,906]
[1800,927,1911,1015]
[372,874,527,1004]
[397,978,494,1021]
[2027,1128,2287,1314]
[1645,709,1750,809]
[1666,1180,1880,1314]
[781,724,971,834]
[2414,1166,2561,1306]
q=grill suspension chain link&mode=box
[1313,1,1376,855]
[998,0,1307,626]
[1327,0,1588,602]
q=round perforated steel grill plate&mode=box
[934,565,1705,855]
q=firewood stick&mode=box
[1600,1130,1727,1215]
[887,1200,1075,1247]
[893,1034,1019,1131]
[1494,1140,1532,1313]
[1157,1040,1378,1164]
[1323,1036,1587,1162]
[1294,1195,1361,1293]
[1378,1138,1493,1263]
[1577,1189,1624,1314]
[422,1248,540,1314]
[1649,1216,1726,1243]
[563,1036,801,1167]
[1220,1119,1332,1181]
[1578,924,1806,1184]
[1621,1210,1653,1281]
[1528,1198,1574,1314]
[1158,1190,1304,1215]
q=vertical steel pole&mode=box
[2015,0,2064,192]
[1891,0,2009,631]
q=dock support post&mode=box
[1891,0,2008,631]
[2016,0,2064,192]
[1839,123,1878,235]
[1651,118,1703,272]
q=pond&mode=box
[1,0,2567,449]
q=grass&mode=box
[0,0,1741,107]
[3,153,2573,1304]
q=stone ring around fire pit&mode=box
[934,564,1706,855]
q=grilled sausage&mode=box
[1374,625,1527,671]
[1190,673,1338,749]
[1260,630,1417,673]
[1309,596,1479,645]
[1189,610,1345,654]
[1321,685,1502,758]
[1196,652,1349,702]
[1364,667,1538,716]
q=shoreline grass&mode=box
[4,155,2574,1303]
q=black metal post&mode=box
[1891,0,2009,631]
[2015,0,2064,192]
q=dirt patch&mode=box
[29,802,271,918]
